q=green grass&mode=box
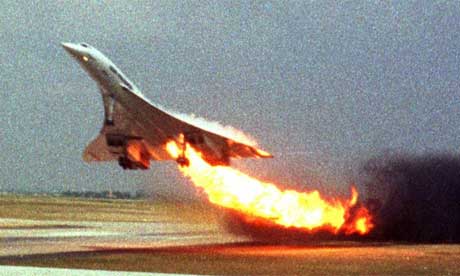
[0,194,218,224]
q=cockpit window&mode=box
[81,43,89,48]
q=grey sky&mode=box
[1,1,459,197]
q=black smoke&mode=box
[361,153,460,243]
[221,153,460,243]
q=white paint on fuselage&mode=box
[62,42,262,149]
[61,42,140,98]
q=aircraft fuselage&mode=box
[62,42,273,170]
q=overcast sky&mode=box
[1,1,459,197]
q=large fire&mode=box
[166,141,373,235]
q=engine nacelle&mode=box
[180,132,231,167]
[105,134,151,170]
[202,154,230,166]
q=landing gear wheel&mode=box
[118,157,128,170]
[177,156,190,167]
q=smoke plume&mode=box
[360,153,460,243]
[221,153,460,243]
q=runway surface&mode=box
[1,196,460,275]
[0,217,243,257]
[0,265,192,276]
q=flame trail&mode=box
[166,141,373,235]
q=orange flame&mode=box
[166,141,373,235]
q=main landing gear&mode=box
[176,138,190,167]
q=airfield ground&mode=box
[0,195,459,275]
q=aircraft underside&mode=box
[104,132,230,170]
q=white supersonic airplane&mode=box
[62,42,272,170]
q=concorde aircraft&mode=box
[62,43,272,170]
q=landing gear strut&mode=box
[176,138,190,167]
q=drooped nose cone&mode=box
[61,42,80,58]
